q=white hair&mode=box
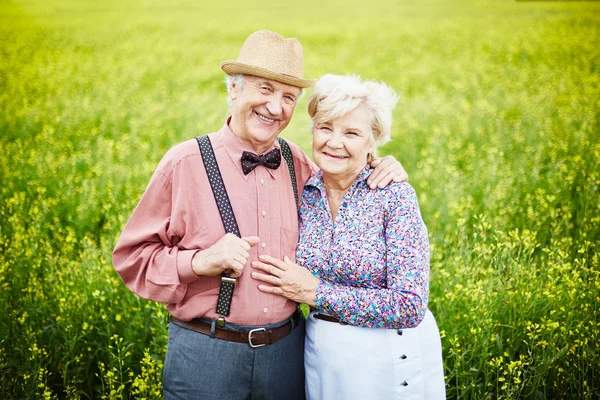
[224,74,305,107]
[225,74,246,107]
[307,74,399,148]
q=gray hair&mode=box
[307,74,399,150]
[225,74,246,107]
[225,74,305,107]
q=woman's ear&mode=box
[367,137,376,163]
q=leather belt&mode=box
[314,313,348,325]
[170,314,300,348]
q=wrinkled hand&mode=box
[192,233,260,278]
[367,155,408,189]
[251,255,319,307]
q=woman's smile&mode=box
[322,152,348,160]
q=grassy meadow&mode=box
[1,0,599,398]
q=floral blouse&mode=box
[296,167,430,329]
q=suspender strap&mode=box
[197,136,241,237]
[196,136,239,317]
[195,135,299,319]
[278,137,299,209]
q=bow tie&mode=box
[241,148,282,175]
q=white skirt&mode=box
[304,309,445,400]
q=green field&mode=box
[1,0,599,398]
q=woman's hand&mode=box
[251,255,319,307]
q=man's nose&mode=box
[266,97,283,116]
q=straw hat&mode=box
[221,30,315,88]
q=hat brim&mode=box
[221,61,315,88]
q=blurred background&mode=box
[1,0,599,398]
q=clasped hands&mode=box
[192,235,318,307]
[251,255,319,307]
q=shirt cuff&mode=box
[177,249,201,284]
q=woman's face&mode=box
[312,105,375,182]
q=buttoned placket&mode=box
[399,344,409,388]
[256,170,270,254]
[322,184,354,270]
[315,187,336,270]
[255,167,273,324]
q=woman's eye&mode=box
[346,131,358,136]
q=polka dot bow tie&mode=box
[241,148,282,175]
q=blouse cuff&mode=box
[315,280,335,313]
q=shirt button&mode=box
[263,308,268,313]
[261,243,266,248]
[262,210,266,216]
[260,179,265,185]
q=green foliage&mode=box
[1,0,599,398]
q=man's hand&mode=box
[367,155,408,189]
[192,233,260,278]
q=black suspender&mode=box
[196,135,298,319]
[277,137,299,208]
[197,136,240,318]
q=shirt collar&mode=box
[216,117,281,180]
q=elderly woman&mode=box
[251,74,445,399]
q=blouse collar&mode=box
[305,165,371,193]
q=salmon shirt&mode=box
[113,119,316,326]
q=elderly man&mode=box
[113,30,407,399]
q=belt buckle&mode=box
[248,327,267,348]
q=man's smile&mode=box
[255,112,276,124]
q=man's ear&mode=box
[230,82,238,100]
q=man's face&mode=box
[229,75,302,153]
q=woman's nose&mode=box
[326,133,344,149]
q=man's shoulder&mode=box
[156,136,207,176]
[166,137,201,157]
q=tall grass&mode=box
[1,0,599,398]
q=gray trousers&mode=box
[163,318,305,400]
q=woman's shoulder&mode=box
[378,182,426,226]
[378,181,418,201]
